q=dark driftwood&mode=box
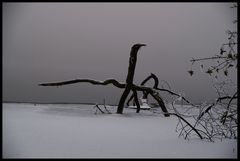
[126,93,135,106]
[39,44,170,116]
[127,73,158,105]
[133,89,141,113]
[127,72,192,107]
[149,90,169,116]
[117,44,146,114]
[39,78,125,88]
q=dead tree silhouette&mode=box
[39,44,191,116]
[117,44,146,114]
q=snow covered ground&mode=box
[2,103,237,158]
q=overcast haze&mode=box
[3,3,237,104]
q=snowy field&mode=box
[2,103,237,158]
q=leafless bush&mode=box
[176,4,238,141]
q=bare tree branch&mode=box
[216,95,238,103]
[168,113,203,139]
[221,91,238,125]
[132,89,141,113]
[39,78,125,88]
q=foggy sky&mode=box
[3,3,237,104]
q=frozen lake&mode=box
[2,103,237,158]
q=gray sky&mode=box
[3,3,237,104]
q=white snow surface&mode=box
[2,103,237,158]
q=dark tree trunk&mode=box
[116,44,146,114]
[117,86,132,113]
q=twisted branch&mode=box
[39,78,125,88]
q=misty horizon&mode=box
[3,3,237,105]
